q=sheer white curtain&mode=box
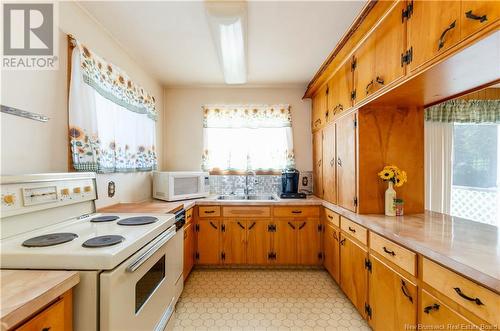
[425,121,453,213]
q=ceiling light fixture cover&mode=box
[206,1,247,85]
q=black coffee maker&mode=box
[280,168,306,199]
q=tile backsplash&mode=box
[209,175,282,195]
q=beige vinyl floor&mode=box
[173,268,371,331]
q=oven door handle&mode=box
[126,226,176,273]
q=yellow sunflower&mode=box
[378,168,395,181]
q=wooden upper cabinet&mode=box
[353,35,376,104]
[368,255,417,331]
[196,220,220,265]
[312,85,328,130]
[407,1,461,72]
[296,218,322,265]
[461,1,499,39]
[322,124,337,204]
[328,59,353,118]
[312,130,323,198]
[336,112,357,212]
[324,222,340,284]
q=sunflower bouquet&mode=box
[378,165,407,187]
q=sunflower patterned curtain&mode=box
[68,39,157,173]
[202,105,295,172]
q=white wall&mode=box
[162,87,312,172]
[1,2,164,208]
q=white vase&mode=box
[385,181,396,216]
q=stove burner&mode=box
[22,233,78,247]
[117,216,158,226]
[90,215,119,223]
[82,235,125,248]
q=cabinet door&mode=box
[221,220,247,264]
[296,218,322,265]
[461,1,499,38]
[313,130,323,198]
[340,235,367,317]
[420,289,477,329]
[373,1,406,91]
[247,220,272,265]
[353,34,376,104]
[408,1,461,72]
[183,222,194,280]
[324,223,340,284]
[368,255,417,331]
[322,124,336,204]
[336,112,357,212]
[196,220,220,265]
[274,219,297,265]
[312,85,328,130]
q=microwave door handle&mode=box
[126,226,176,273]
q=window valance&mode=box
[425,99,500,123]
[69,39,157,173]
[203,104,292,128]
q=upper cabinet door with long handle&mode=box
[322,124,337,204]
[336,112,357,212]
[461,1,499,39]
[407,1,461,72]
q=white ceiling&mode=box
[78,1,365,87]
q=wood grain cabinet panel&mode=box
[296,218,322,265]
[323,222,340,284]
[353,34,376,104]
[340,217,367,246]
[461,0,499,39]
[274,219,298,265]
[16,292,71,331]
[183,222,195,280]
[196,220,220,264]
[273,206,320,218]
[221,220,247,264]
[198,206,221,218]
[246,220,272,265]
[368,255,417,331]
[324,208,340,227]
[322,124,337,204]
[328,59,353,118]
[340,234,368,317]
[407,1,461,72]
[336,112,357,212]
[223,206,271,218]
[369,232,416,276]
[312,130,323,198]
[312,85,328,130]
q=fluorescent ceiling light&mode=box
[206,1,247,85]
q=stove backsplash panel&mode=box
[209,175,282,195]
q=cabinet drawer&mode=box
[186,208,194,224]
[369,232,416,276]
[421,289,477,329]
[340,217,367,245]
[17,298,65,331]
[273,206,320,218]
[198,206,221,217]
[422,258,499,325]
[223,206,271,218]
[324,208,340,227]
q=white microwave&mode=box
[153,171,210,201]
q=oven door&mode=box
[100,226,177,331]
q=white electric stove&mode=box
[0,173,183,331]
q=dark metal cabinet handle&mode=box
[348,226,356,233]
[325,110,329,119]
[423,303,440,314]
[291,210,302,214]
[204,210,215,214]
[340,238,346,246]
[376,76,384,85]
[288,222,296,229]
[337,158,342,167]
[318,160,322,167]
[298,222,306,230]
[333,231,339,241]
[330,158,335,167]
[327,215,333,220]
[248,222,256,230]
[438,20,457,50]
[383,246,396,256]
[400,280,413,303]
[365,80,374,95]
[465,10,487,22]
[314,119,322,127]
[453,287,484,305]
[209,221,217,229]
[237,221,245,229]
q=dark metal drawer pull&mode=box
[327,215,333,219]
[237,222,245,229]
[209,221,218,229]
[423,303,440,314]
[438,20,457,50]
[400,280,413,303]
[465,10,487,22]
[348,226,356,233]
[291,210,302,214]
[453,287,484,305]
[383,246,396,256]
[288,222,296,229]
[298,222,306,230]
[204,210,215,214]
[248,222,256,230]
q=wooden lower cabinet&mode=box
[296,218,322,265]
[368,255,417,331]
[196,220,220,265]
[221,220,247,264]
[323,222,340,284]
[420,289,477,329]
[16,290,72,331]
[274,219,297,264]
[247,220,272,265]
[183,222,195,280]
[340,234,368,317]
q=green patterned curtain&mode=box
[425,99,500,123]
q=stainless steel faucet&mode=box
[245,170,256,196]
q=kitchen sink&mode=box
[216,195,276,201]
